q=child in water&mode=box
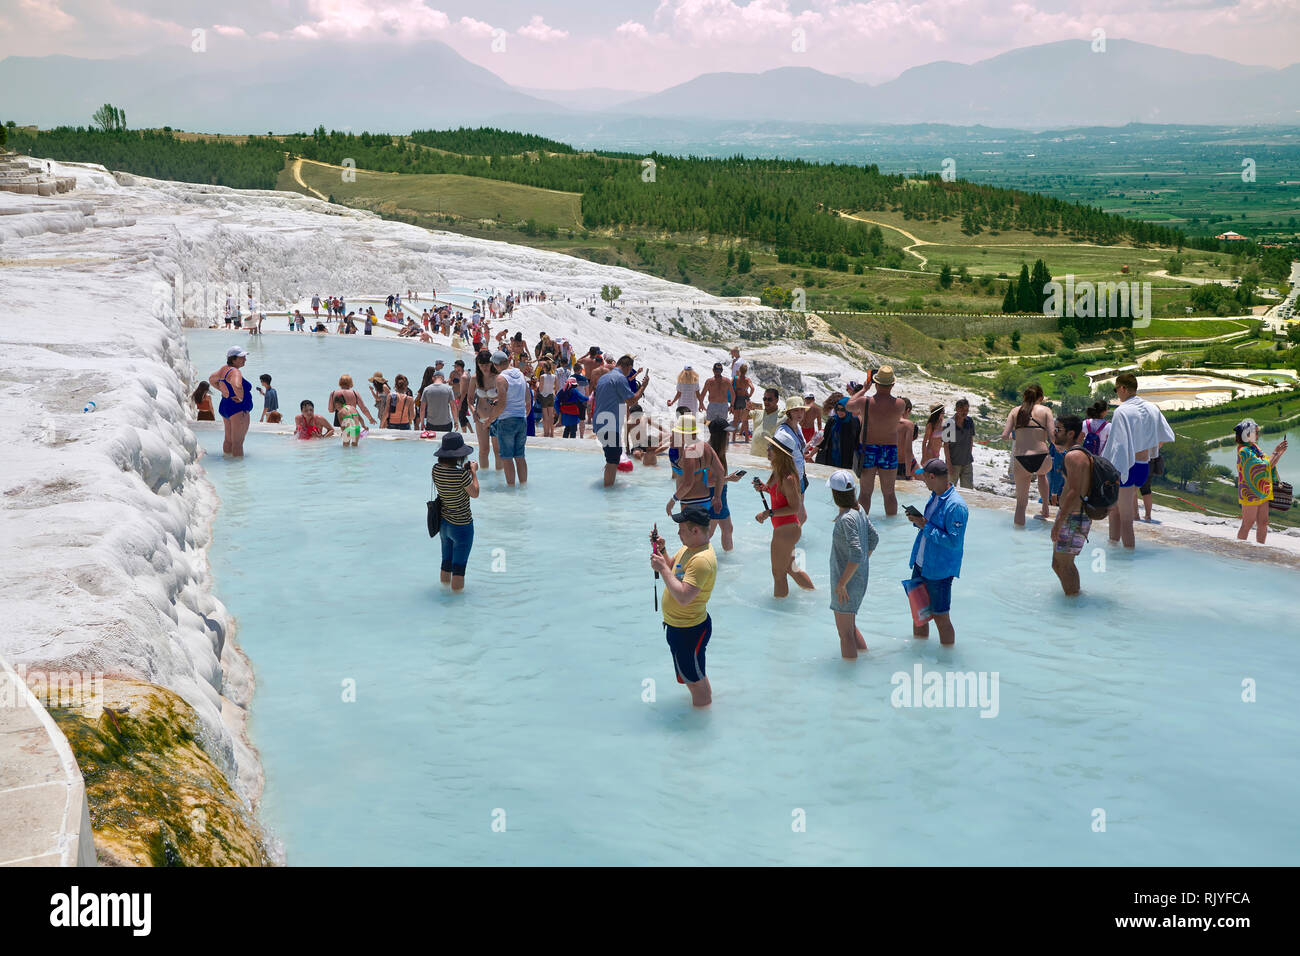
[334,395,365,447]
[295,400,334,440]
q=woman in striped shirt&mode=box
[432,432,480,591]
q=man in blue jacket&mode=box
[906,458,968,645]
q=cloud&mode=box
[457,16,496,38]
[615,20,651,39]
[212,24,248,38]
[17,0,76,32]
[517,14,567,43]
[290,0,451,42]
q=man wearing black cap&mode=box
[905,458,968,645]
[650,505,718,707]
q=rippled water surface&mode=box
[196,424,1300,866]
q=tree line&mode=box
[10,125,1196,258]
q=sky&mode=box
[2,0,1297,90]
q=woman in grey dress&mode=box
[827,470,879,660]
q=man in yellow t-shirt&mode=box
[650,505,718,707]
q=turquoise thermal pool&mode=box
[192,365,1300,863]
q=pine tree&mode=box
[1030,258,1051,312]
[938,264,953,289]
[1002,282,1017,313]
[1016,264,1036,313]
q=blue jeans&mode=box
[496,416,527,459]
[440,520,475,577]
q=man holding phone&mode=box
[905,459,968,645]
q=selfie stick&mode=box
[650,523,661,612]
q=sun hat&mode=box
[226,346,247,360]
[370,371,387,383]
[783,396,804,414]
[922,458,949,475]
[672,414,700,435]
[874,366,896,386]
[765,431,798,457]
[929,402,945,415]
[434,432,473,459]
[490,350,509,366]
[671,504,712,528]
[827,469,857,492]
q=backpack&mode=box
[1075,446,1120,511]
[1082,420,1106,455]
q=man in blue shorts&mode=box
[651,505,718,707]
[906,459,968,645]
[487,350,530,486]
[592,354,649,487]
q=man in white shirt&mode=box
[1101,372,1174,549]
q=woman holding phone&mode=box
[754,431,815,597]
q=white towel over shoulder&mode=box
[1102,396,1175,483]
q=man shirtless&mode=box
[700,362,734,425]
[846,366,905,515]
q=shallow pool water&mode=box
[197,428,1300,866]
[186,330,461,419]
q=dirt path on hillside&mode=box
[291,158,330,201]
[837,212,932,269]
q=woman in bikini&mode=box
[327,374,376,430]
[208,347,254,457]
[1000,383,1054,526]
[471,349,502,471]
[754,431,815,597]
[294,400,334,440]
[730,365,752,443]
[666,415,725,518]
[921,403,945,466]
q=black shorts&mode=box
[665,615,712,684]
[602,440,622,465]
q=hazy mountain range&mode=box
[2,38,1297,135]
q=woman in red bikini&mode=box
[294,400,334,440]
[754,432,815,598]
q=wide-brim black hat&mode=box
[435,432,473,458]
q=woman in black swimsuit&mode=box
[1000,383,1054,526]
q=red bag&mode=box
[902,577,933,627]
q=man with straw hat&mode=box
[847,365,906,515]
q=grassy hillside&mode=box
[285,159,582,230]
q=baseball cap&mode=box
[922,458,949,475]
[491,350,509,365]
[226,346,247,360]
[671,505,712,528]
[827,470,857,492]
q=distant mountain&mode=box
[2,37,1297,134]
[0,41,567,133]
[617,66,871,123]
[519,87,649,113]
[613,40,1300,127]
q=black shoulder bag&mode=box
[427,472,443,537]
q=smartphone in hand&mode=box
[904,504,923,519]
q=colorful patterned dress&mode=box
[1237,442,1273,505]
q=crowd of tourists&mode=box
[200,317,1291,709]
